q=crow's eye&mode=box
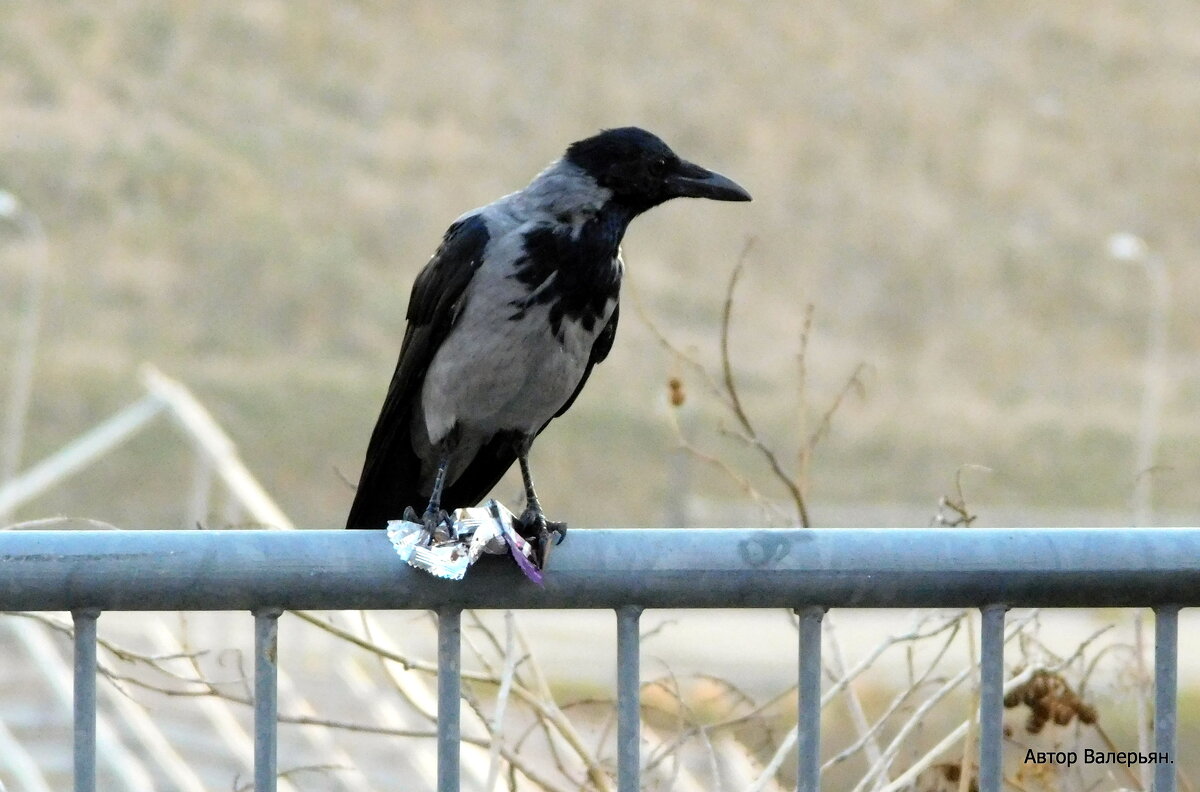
[649,157,669,177]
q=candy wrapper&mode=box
[386,499,544,585]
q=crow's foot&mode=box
[518,507,567,569]
[406,505,452,543]
[545,520,567,545]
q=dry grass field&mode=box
[2,5,1200,788]
[2,1,1198,530]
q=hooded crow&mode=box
[346,127,750,565]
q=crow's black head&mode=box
[565,127,751,213]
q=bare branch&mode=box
[625,271,733,409]
[713,247,812,527]
[804,362,869,456]
[485,611,521,792]
[664,407,792,525]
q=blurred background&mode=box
[1,1,1198,531]
[2,3,1199,789]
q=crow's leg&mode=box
[516,445,566,568]
[405,455,453,543]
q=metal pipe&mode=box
[18,614,155,789]
[254,608,282,792]
[0,528,1199,612]
[1154,605,1179,792]
[796,606,823,792]
[0,396,166,517]
[73,609,100,792]
[616,606,642,792]
[140,366,295,530]
[978,605,1006,792]
[0,710,54,792]
[0,192,48,509]
[438,607,461,792]
[1131,254,1170,529]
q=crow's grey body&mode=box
[346,128,749,559]
[414,161,621,495]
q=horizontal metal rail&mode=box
[0,527,1197,610]
[0,527,1190,792]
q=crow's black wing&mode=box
[345,215,491,529]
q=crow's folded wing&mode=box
[345,214,491,529]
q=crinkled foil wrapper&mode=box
[386,499,543,585]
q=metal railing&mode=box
[0,526,1195,792]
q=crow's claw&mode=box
[536,526,554,569]
[517,509,567,569]
[547,520,567,545]
[423,508,453,543]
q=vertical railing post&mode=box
[1154,605,1179,792]
[796,606,824,792]
[438,607,462,792]
[979,605,1007,792]
[72,608,100,792]
[616,605,643,792]
[254,608,282,792]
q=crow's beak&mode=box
[666,160,752,202]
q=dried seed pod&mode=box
[1052,702,1074,726]
[1077,703,1098,725]
[1004,689,1021,708]
[916,764,978,792]
[667,377,686,407]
